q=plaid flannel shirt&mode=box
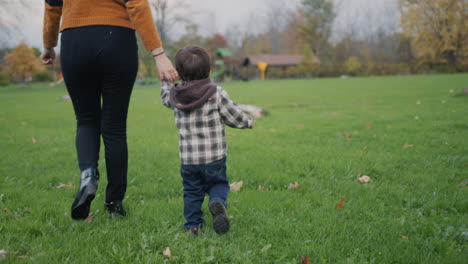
[161,82,253,165]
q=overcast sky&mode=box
[17,0,399,48]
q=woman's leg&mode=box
[61,28,102,173]
[61,27,104,219]
[98,26,139,203]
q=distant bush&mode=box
[33,72,53,82]
[0,72,11,86]
[345,56,361,76]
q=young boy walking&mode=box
[160,46,253,234]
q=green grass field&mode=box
[1,74,467,263]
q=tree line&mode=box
[0,0,466,85]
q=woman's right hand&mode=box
[153,50,178,83]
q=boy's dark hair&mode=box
[175,45,211,81]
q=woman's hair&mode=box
[175,45,211,81]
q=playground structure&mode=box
[212,48,240,83]
[242,54,321,80]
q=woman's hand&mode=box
[41,48,56,65]
[153,48,178,83]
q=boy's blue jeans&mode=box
[180,158,229,230]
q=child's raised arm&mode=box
[218,88,253,129]
[160,81,174,109]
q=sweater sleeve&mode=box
[218,88,253,129]
[43,0,63,49]
[125,0,163,51]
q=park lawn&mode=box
[0,74,467,263]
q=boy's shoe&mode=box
[209,201,230,234]
[187,227,200,236]
[104,200,127,219]
[71,168,99,220]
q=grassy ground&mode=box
[0,74,467,263]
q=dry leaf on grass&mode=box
[449,89,454,93]
[0,117,7,121]
[441,100,447,104]
[3,208,13,215]
[414,116,420,120]
[55,182,75,189]
[298,124,305,128]
[0,249,8,258]
[404,144,414,148]
[85,215,94,223]
[363,146,368,151]
[258,185,269,192]
[288,182,300,190]
[163,247,172,259]
[230,181,243,192]
[401,235,409,240]
[365,124,374,129]
[344,132,352,141]
[301,256,312,264]
[460,181,468,188]
[336,197,348,210]
[416,100,421,105]
[357,175,371,183]
[32,137,37,144]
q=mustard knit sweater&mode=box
[43,0,162,51]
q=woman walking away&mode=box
[42,0,178,219]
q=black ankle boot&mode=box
[71,168,99,220]
[104,200,126,219]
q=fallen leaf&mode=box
[301,256,312,264]
[336,197,348,210]
[449,89,454,93]
[441,100,446,104]
[140,200,145,204]
[353,130,359,135]
[414,116,420,120]
[85,215,94,223]
[258,185,269,192]
[436,117,442,120]
[345,132,352,141]
[163,247,172,259]
[404,144,414,148]
[55,182,75,189]
[230,181,243,192]
[32,137,37,144]
[0,117,7,121]
[0,249,8,258]
[3,208,13,215]
[288,182,300,190]
[21,122,27,126]
[298,124,305,128]
[416,100,421,105]
[365,124,374,129]
[401,235,409,240]
[387,125,393,129]
[357,175,371,183]
[460,181,468,188]
[260,244,272,253]
[363,146,368,151]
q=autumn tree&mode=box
[299,44,319,76]
[297,0,335,59]
[345,56,361,76]
[400,0,468,69]
[5,43,44,83]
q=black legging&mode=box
[61,25,138,202]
